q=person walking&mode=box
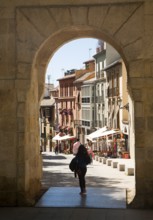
[55,142,58,154]
[72,138,80,155]
[75,144,91,195]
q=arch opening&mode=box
[32,26,135,207]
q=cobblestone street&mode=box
[1,152,153,220]
[41,152,135,190]
[38,151,135,208]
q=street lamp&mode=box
[117,97,122,107]
[117,97,129,111]
[122,103,129,111]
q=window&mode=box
[82,97,90,103]
[82,107,90,120]
[82,121,90,127]
[82,86,90,96]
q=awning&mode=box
[99,129,121,138]
[52,134,63,141]
[86,126,108,141]
[86,128,121,140]
[60,135,76,140]
[52,134,76,141]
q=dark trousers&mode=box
[77,167,87,193]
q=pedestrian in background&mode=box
[55,142,58,154]
[73,138,81,155]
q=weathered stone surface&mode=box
[0,7,15,19]
[17,103,26,117]
[18,132,24,147]
[0,0,153,208]
[144,14,153,59]
[103,3,141,36]
[146,148,153,161]
[144,162,153,180]
[147,117,153,131]
[144,89,153,103]
[129,60,145,78]
[130,78,153,89]
[70,6,88,25]
[17,89,27,102]
[88,5,108,28]
[115,4,143,46]
[0,117,17,131]
[0,89,16,116]
[145,134,153,146]
[17,63,31,80]
[136,160,145,179]
[17,117,25,132]
[132,89,143,101]
[123,39,143,62]
[144,103,153,116]
[135,133,145,148]
[135,102,144,117]
[0,160,17,177]
[15,80,30,90]
[0,80,15,89]
[135,117,145,132]
[135,148,145,160]
[20,8,58,38]
[49,7,71,28]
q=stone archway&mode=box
[1,1,153,208]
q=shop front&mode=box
[86,128,129,158]
[52,133,76,153]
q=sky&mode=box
[45,38,98,86]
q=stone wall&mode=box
[0,0,153,208]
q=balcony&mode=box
[82,120,90,127]
[108,87,119,97]
[59,108,73,116]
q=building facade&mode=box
[40,84,55,152]
[93,41,108,129]
[74,60,95,144]
[105,59,129,157]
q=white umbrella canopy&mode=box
[52,134,76,141]
[86,126,108,141]
[86,127,121,140]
